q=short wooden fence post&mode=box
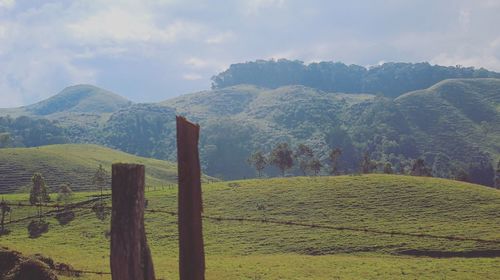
[110,163,155,280]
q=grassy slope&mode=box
[395,78,500,162]
[1,175,499,279]
[0,144,186,193]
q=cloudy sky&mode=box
[0,0,499,107]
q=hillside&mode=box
[1,175,499,279]
[159,79,500,183]
[0,84,131,117]
[0,144,190,193]
[1,78,499,185]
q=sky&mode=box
[0,0,499,107]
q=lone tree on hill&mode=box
[30,173,50,219]
[410,158,432,177]
[247,151,268,177]
[57,183,73,203]
[92,164,109,221]
[328,148,342,175]
[309,158,323,176]
[495,159,500,189]
[295,143,314,175]
[270,142,294,177]
[93,164,108,200]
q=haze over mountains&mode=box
[1,60,499,186]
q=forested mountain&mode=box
[211,59,500,98]
[1,65,499,187]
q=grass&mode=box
[0,144,214,193]
[1,174,499,279]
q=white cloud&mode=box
[431,52,500,71]
[184,57,228,72]
[182,73,203,81]
[67,8,203,45]
[459,9,471,31]
[244,0,286,15]
[0,49,96,107]
[185,57,209,69]
[0,0,15,9]
[205,31,234,44]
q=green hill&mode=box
[1,175,499,279]
[158,79,500,184]
[28,84,131,116]
[1,78,499,185]
[0,144,188,193]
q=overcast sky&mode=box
[1,0,499,107]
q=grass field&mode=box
[1,175,499,279]
[0,144,213,193]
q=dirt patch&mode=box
[397,249,500,258]
[0,247,80,279]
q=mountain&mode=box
[211,60,500,98]
[2,175,499,278]
[0,144,214,193]
[1,84,132,117]
[1,65,499,186]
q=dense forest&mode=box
[211,60,500,98]
[0,116,67,148]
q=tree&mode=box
[55,183,75,225]
[295,143,314,175]
[410,158,432,177]
[269,143,294,176]
[92,164,109,221]
[328,148,342,175]
[30,173,50,220]
[93,164,108,199]
[57,183,73,203]
[383,162,393,174]
[361,152,375,174]
[495,160,500,189]
[309,158,323,176]
[247,151,267,177]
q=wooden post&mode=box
[110,163,155,280]
[176,116,205,280]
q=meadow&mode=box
[1,174,499,279]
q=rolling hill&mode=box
[159,79,500,183]
[1,175,499,279]
[0,84,131,117]
[0,73,499,185]
[0,144,210,193]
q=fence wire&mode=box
[2,198,500,277]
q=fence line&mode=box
[4,202,500,244]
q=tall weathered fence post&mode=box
[176,116,205,280]
[110,163,155,280]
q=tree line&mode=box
[212,59,500,98]
[248,142,500,188]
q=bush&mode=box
[55,210,75,226]
[27,220,49,238]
